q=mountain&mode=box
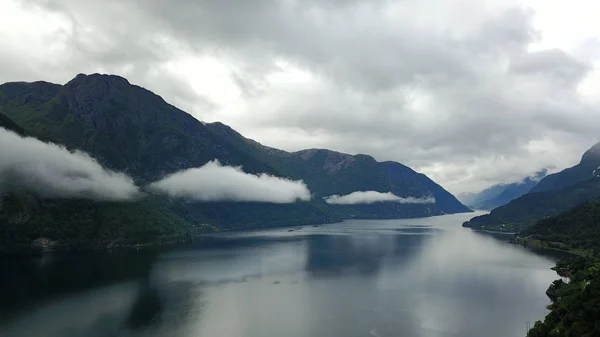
[0,74,279,181]
[461,170,547,210]
[530,141,600,193]
[459,185,509,210]
[458,185,506,209]
[205,122,471,216]
[0,73,469,252]
[463,141,600,232]
[490,170,547,206]
[463,177,600,232]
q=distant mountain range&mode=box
[463,141,600,231]
[0,73,470,252]
[458,169,548,210]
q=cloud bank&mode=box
[324,191,436,205]
[0,127,139,200]
[148,160,311,203]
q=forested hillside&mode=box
[523,196,600,337]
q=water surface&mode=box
[0,213,557,337]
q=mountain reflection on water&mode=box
[0,214,557,337]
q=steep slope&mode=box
[205,122,471,216]
[0,191,192,254]
[463,177,600,232]
[463,170,547,210]
[523,202,600,337]
[0,113,28,136]
[0,112,197,253]
[530,141,600,193]
[523,197,600,252]
[0,74,280,181]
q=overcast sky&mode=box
[2,0,599,194]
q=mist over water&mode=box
[0,214,557,337]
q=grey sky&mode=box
[2,0,599,193]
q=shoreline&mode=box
[515,237,592,257]
[1,211,475,256]
[0,235,193,257]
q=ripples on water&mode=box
[0,213,557,337]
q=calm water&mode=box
[0,213,558,337]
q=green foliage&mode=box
[0,113,28,136]
[0,191,192,254]
[170,199,338,230]
[527,258,600,337]
[522,198,600,253]
[525,200,600,337]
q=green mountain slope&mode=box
[523,197,600,253]
[0,113,28,136]
[526,257,600,337]
[0,190,193,254]
[462,178,600,232]
[523,200,600,337]
[0,74,279,181]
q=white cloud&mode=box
[324,191,436,205]
[0,127,140,201]
[148,160,311,203]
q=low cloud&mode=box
[148,160,311,203]
[0,127,140,200]
[519,168,549,184]
[324,191,436,205]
